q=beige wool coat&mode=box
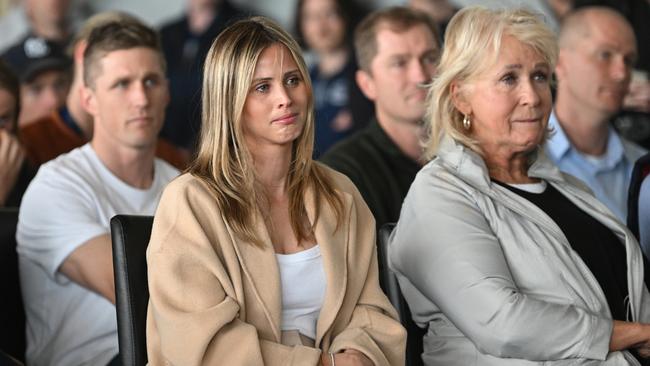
[145,166,406,365]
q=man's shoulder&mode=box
[36,145,92,179]
[153,157,181,184]
[23,145,99,202]
[618,134,648,162]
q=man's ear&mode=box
[355,69,377,101]
[450,80,472,116]
[80,85,97,117]
[554,50,567,83]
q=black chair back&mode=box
[0,207,25,363]
[110,214,154,366]
[377,223,425,366]
[627,152,650,239]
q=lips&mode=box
[272,112,298,125]
[126,116,155,127]
[512,116,543,123]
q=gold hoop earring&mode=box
[463,115,471,130]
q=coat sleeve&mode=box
[328,179,407,366]
[146,177,321,366]
[389,174,612,361]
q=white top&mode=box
[276,245,326,340]
[507,180,548,194]
[16,144,178,366]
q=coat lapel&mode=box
[225,210,283,342]
[223,184,352,347]
[305,185,351,347]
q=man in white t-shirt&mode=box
[16,16,178,366]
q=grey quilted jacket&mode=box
[389,137,650,365]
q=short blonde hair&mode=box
[424,6,557,158]
[190,16,343,247]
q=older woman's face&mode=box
[459,35,552,157]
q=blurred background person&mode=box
[390,6,650,365]
[1,36,72,132]
[321,7,440,228]
[0,60,35,207]
[546,6,646,222]
[0,0,82,53]
[294,0,372,157]
[20,0,75,45]
[159,0,247,154]
[407,0,458,37]
[13,11,190,169]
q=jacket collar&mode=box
[436,135,567,190]
[546,110,627,171]
[228,183,351,345]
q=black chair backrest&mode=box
[627,152,650,239]
[0,207,25,363]
[377,223,425,366]
[110,214,154,366]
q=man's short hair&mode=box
[67,11,141,57]
[83,18,164,88]
[354,6,440,72]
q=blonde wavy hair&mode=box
[424,6,558,159]
[189,16,343,247]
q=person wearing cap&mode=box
[3,13,189,169]
[2,36,72,130]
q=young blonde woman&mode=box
[145,16,406,366]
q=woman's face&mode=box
[456,35,552,158]
[241,44,308,150]
[300,0,346,53]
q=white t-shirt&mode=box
[276,245,326,340]
[16,144,178,366]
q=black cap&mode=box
[2,36,71,83]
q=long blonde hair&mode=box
[424,6,558,159]
[189,16,343,247]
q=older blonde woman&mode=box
[145,16,405,366]
[389,6,650,366]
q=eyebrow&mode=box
[502,62,550,70]
[251,68,301,83]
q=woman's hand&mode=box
[320,349,374,366]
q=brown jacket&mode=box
[146,167,406,365]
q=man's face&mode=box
[84,47,169,150]
[555,12,637,117]
[18,69,70,126]
[357,23,439,126]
